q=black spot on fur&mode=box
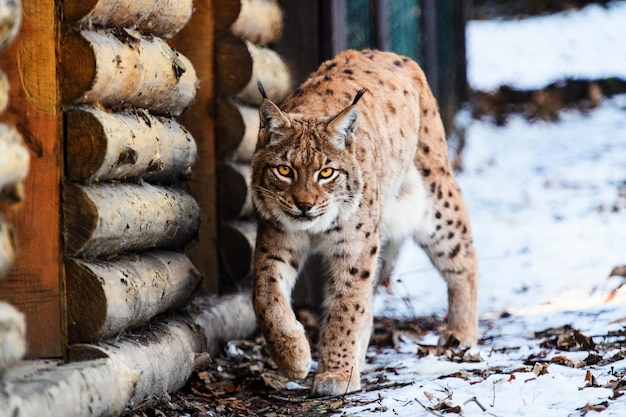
[449,244,461,259]
[394,60,402,67]
[423,145,430,154]
[349,267,358,275]
[423,169,431,177]
[268,255,285,263]
[370,246,378,255]
[361,271,371,279]
[435,211,442,219]
[343,69,353,75]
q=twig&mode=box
[269,380,414,403]
[415,398,446,417]
[464,396,487,411]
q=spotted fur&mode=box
[251,49,478,397]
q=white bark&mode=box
[63,182,200,258]
[66,29,198,116]
[71,0,193,39]
[236,41,291,106]
[66,106,197,183]
[66,250,201,342]
[0,123,29,203]
[0,217,16,279]
[0,0,21,51]
[231,0,283,46]
[0,301,26,371]
[0,71,9,114]
[0,293,257,417]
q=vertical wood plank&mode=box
[168,0,219,293]
[0,0,64,357]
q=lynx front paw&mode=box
[438,328,477,349]
[268,328,312,380]
[312,370,361,397]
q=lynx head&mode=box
[251,89,366,233]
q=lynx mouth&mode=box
[285,211,319,222]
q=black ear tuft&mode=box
[258,81,268,99]
[352,88,367,105]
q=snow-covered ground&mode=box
[343,3,626,416]
[467,1,626,91]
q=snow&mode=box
[467,1,626,91]
[341,4,626,416]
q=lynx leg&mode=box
[415,179,478,348]
[253,224,312,379]
[312,242,378,397]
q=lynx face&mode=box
[251,100,364,233]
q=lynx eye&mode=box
[276,165,293,178]
[318,167,335,180]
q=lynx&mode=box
[251,49,478,397]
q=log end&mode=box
[216,99,246,159]
[217,222,255,289]
[65,109,107,182]
[60,31,96,103]
[62,0,99,23]
[62,183,99,257]
[66,259,108,343]
[215,32,253,97]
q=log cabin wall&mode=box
[60,1,204,345]
[0,0,66,358]
[213,0,291,291]
[0,0,28,371]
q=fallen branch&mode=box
[269,380,414,403]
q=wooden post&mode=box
[169,0,220,292]
[0,0,65,358]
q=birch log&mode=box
[64,0,193,39]
[0,293,257,417]
[66,106,196,183]
[66,250,201,342]
[236,41,291,106]
[218,162,253,220]
[218,221,256,285]
[60,29,198,116]
[0,0,21,51]
[184,293,257,355]
[0,301,25,371]
[63,182,200,258]
[0,217,16,279]
[216,99,259,162]
[0,123,29,203]
[231,0,283,46]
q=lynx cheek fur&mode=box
[251,50,478,397]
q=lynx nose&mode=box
[296,201,313,214]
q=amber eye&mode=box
[276,165,293,177]
[318,167,334,179]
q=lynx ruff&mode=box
[251,49,478,397]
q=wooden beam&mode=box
[168,0,219,292]
[0,0,64,358]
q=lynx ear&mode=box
[326,89,366,150]
[259,99,290,147]
[326,105,358,150]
